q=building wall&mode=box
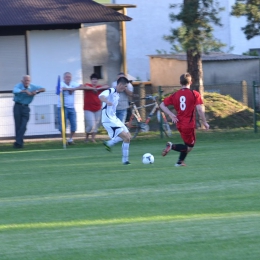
[80,22,122,86]
[115,0,260,81]
[0,29,85,138]
[29,29,85,136]
[203,59,260,85]
[150,57,185,87]
[29,30,82,87]
[115,0,177,81]
[150,57,260,87]
[0,24,124,138]
[0,35,27,91]
[149,56,259,107]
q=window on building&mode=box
[94,66,102,79]
[0,35,27,92]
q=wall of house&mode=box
[115,0,177,82]
[0,25,124,138]
[203,59,260,85]
[29,30,83,87]
[0,35,27,91]
[80,22,122,86]
[29,29,84,136]
[150,57,185,87]
[150,57,260,87]
[115,0,260,82]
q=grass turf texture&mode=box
[0,130,260,260]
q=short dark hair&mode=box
[64,72,72,77]
[180,73,192,86]
[90,73,99,80]
[117,76,129,85]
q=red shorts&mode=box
[177,127,196,147]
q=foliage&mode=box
[231,0,260,40]
[162,90,254,129]
[164,0,226,54]
[204,92,254,129]
[164,0,226,95]
[242,49,260,56]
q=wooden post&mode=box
[242,80,248,106]
[122,7,127,75]
[158,86,163,139]
[252,81,257,133]
[139,83,146,120]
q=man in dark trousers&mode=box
[13,75,45,148]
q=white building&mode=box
[0,0,131,138]
[113,0,260,81]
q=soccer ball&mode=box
[142,153,155,164]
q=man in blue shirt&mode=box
[13,75,45,148]
[56,72,81,145]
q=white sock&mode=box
[107,136,123,147]
[122,142,130,163]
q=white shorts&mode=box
[102,118,129,139]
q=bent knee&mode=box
[120,132,131,143]
[123,136,131,143]
[187,147,193,153]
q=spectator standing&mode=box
[74,73,109,143]
[13,75,45,148]
[160,73,209,166]
[57,72,81,145]
[111,72,133,123]
[99,77,132,165]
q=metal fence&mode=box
[0,91,85,139]
[0,80,255,140]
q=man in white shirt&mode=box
[57,72,81,145]
[111,72,133,123]
[99,77,132,165]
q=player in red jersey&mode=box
[160,73,209,166]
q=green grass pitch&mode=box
[0,130,260,259]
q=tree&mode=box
[164,0,225,96]
[231,0,260,40]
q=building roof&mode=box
[149,53,260,61]
[0,0,132,27]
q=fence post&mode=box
[139,83,146,120]
[242,80,248,106]
[252,81,257,133]
[158,86,164,139]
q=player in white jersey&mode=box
[99,77,132,165]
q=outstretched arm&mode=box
[99,95,112,106]
[160,102,178,124]
[99,84,110,90]
[62,84,84,91]
[34,88,45,94]
[71,84,109,92]
[196,104,209,129]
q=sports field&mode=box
[0,130,259,259]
